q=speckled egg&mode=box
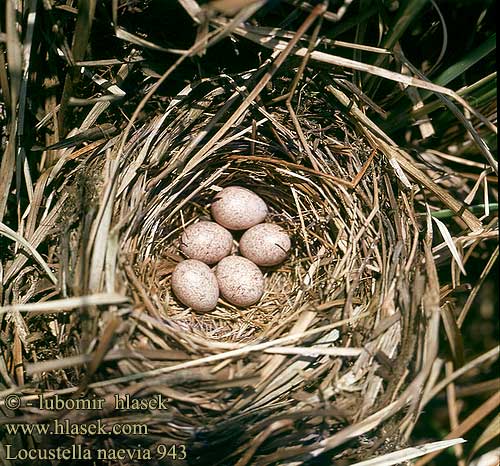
[211,186,268,230]
[215,256,264,307]
[180,221,233,264]
[239,223,291,266]
[171,260,219,312]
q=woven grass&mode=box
[2,71,440,465]
[0,1,497,466]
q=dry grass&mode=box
[0,1,497,465]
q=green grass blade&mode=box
[411,73,497,119]
[382,0,430,50]
[428,203,498,219]
[382,69,496,135]
[432,33,496,89]
[365,0,430,93]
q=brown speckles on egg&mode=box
[171,260,219,312]
[180,221,233,264]
[211,186,268,230]
[239,223,291,266]
[215,256,264,307]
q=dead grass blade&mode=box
[69,312,371,388]
[458,246,499,327]
[0,0,22,221]
[15,0,38,208]
[468,412,500,462]
[74,314,122,396]
[0,293,129,315]
[58,0,97,134]
[441,304,465,368]
[470,449,500,466]
[4,0,21,109]
[0,222,57,284]
[326,84,484,232]
[415,391,500,466]
[456,379,500,398]
[445,361,466,465]
[223,19,497,137]
[394,48,497,175]
[87,152,117,293]
[178,0,202,22]
[422,346,500,407]
[182,3,328,174]
[350,438,466,466]
[115,27,184,53]
[0,44,10,113]
[432,216,467,275]
[234,421,293,466]
[0,136,15,223]
[209,0,266,16]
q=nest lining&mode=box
[118,122,383,343]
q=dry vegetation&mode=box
[0,1,497,465]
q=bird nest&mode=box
[2,71,448,465]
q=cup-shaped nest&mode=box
[12,79,440,465]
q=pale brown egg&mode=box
[239,223,291,266]
[215,256,264,307]
[171,260,219,312]
[180,221,233,264]
[211,186,268,230]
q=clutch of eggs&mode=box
[171,185,292,312]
